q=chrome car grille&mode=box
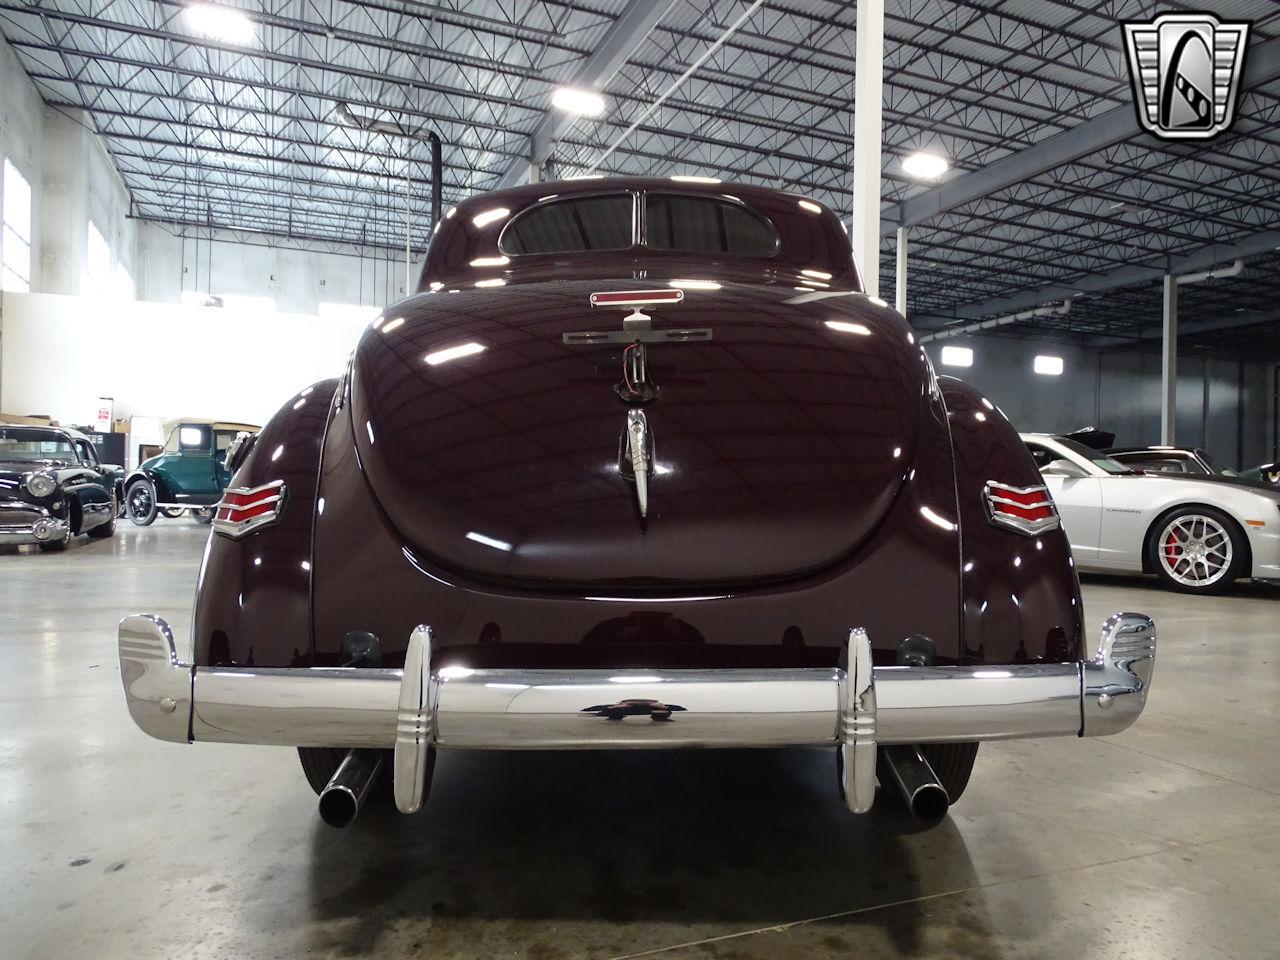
[0,504,39,525]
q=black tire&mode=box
[192,507,215,525]
[87,502,117,538]
[160,507,185,519]
[297,747,413,804]
[126,480,158,526]
[1146,505,1245,595]
[919,742,979,805]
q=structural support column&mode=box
[851,0,885,298]
[895,225,908,316]
[1161,274,1178,445]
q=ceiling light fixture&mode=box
[550,87,606,117]
[902,151,949,180]
[184,2,256,43]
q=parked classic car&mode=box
[1105,444,1280,490]
[1,423,120,550]
[118,177,1157,830]
[1024,433,1280,592]
[123,419,258,525]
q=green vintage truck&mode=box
[123,419,258,525]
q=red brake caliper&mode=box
[1165,530,1181,563]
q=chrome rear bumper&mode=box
[118,612,1156,814]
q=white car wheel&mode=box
[1155,513,1234,589]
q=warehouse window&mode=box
[645,194,778,257]
[2,159,32,292]
[499,194,633,255]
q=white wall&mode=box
[38,108,137,298]
[0,33,44,291]
[0,291,369,426]
[136,223,411,315]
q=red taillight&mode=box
[983,481,1059,536]
[590,289,684,308]
[213,480,286,539]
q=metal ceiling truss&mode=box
[0,0,1276,345]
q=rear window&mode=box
[500,194,633,255]
[645,194,778,256]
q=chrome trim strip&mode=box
[986,494,1055,510]
[116,613,1157,758]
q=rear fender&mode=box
[940,377,1084,662]
[191,379,338,666]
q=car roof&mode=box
[164,419,260,432]
[0,421,86,442]
[1104,446,1195,455]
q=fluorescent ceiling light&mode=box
[902,151,949,180]
[825,320,872,336]
[1034,354,1064,376]
[668,278,721,290]
[550,87,606,117]
[469,256,509,268]
[940,345,973,367]
[670,175,720,184]
[184,3,256,43]
[466,531,512,551]
[471,207,509,228]
[425,341,485,365]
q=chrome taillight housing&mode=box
[212,480,286,539]
[983,481,1059,536]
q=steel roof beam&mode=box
[912,226,1280,328]
[1087,306,1280,348]
[883,33,1280,234]
[493,0,674,188]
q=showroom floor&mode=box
[3,523,1279,960]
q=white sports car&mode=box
[1021,433,1280,593]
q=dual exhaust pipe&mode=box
[318,749,384,829]
[318,745,950,828]
[879,745,950,821]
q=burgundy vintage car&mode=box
[118,177,1157,828]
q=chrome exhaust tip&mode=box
[318,749,384,828]
[881,745,949,821]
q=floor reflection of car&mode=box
[1023,433,1280,593]
[124,419,258,526]
[1106,445,1280,490]
[0,423,120,550]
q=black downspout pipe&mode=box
[428,132,442,228]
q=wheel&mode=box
[192,507,215,525]
[125,480,158,526]
[87,500,117,538]
[1147,506,1245,594]
[160,507,185,519]
[918,742,979,805]
[297,747,417,804]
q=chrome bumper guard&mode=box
[118,612,1156,815]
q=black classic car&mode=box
[0,424,120,550]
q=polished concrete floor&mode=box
[3,521,1279,960]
